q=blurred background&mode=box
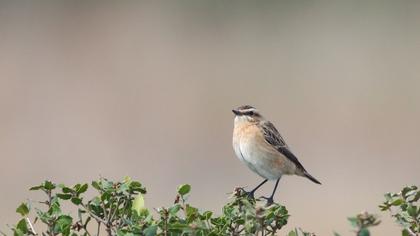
[1,1,420,235]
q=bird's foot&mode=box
[246,191,255,200]
[236,187,256,200]
[260,196,274,206]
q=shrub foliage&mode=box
[3,177,419,236]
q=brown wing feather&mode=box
[260,121,306,172]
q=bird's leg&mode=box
[243,179,268,199]
[261,177,281,206]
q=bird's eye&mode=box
[248,111,254,116]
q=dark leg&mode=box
[261,177,281,206]
[244,179,268,199]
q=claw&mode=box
[246,191,255,200]
[234,187,255,200]
[260,196,274,206]
[237,187,256,200]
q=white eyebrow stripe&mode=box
[241,108,256,113]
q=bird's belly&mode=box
[233,140,261,175]
[236,139,296,180]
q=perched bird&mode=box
[232,105,321,205]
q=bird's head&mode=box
[232,105,263,123]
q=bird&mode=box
[232,105,321,205]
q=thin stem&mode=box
[162,209,168,236]
[108,197,122,224]
[405,228,416,236]
[80,203,108,225]
[101,201,109,222]
[25,217,36,235]
[262,218,266,236]
[96,220,101,236]
[80,219,92,236]
[83,228,92,236]
[45,190,54,236]
[105,226,112,236]
[164,217,168,236]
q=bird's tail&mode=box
[303,172,321,184]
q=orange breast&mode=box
[233,122,295,176]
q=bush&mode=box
[3,177,419,236]
[379,186,419,236]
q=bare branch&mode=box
[25,217,37,235]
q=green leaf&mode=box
[132,193,145,214]
[62,187,74,194]
[168,222,188,230]
[54,215,73,236]
[90,196,101,207]
[177,184,191,196]
[71,197,82,205]
[29,185,43,191]
[401,186,417,199]
[15,219,28,234]
[123,176,132,183]
[48,201,62,215]
[185,204,198,221]
[57,194,72,200]
[43,181,55,190]
[358,228,370,236]
[391,199,404,206]
[203,210,213,220]
[77,184,88,194]
[411,190,420,202]
[118,183,130,194]
[384,192,393,201]
[101,179,113,190]
[144,225,157,236]
[402,229,410,236]
[92,181,101,190]
[379,203,389,211]
[130,181,146,193]
[407,205,417,217]
[169,204,181,215]
[13,229,23,236]
[101,192,111,201]
[74,184,81,191]
[348,217,358,228]
[116,229,125,236]
[16,203,29,216]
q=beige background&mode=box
[1,1,420,235]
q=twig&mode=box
[96,220,101,236]
[101,201,109,222]
[25,217,37,235]
[105,226,112,236]
[45,190,54,236]
[405,228,417,236]
[84,228,92,236]
[80,203,108,225]
[108,197,122,224]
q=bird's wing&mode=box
[260,121,307,172]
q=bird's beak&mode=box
[232,109,240,115]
